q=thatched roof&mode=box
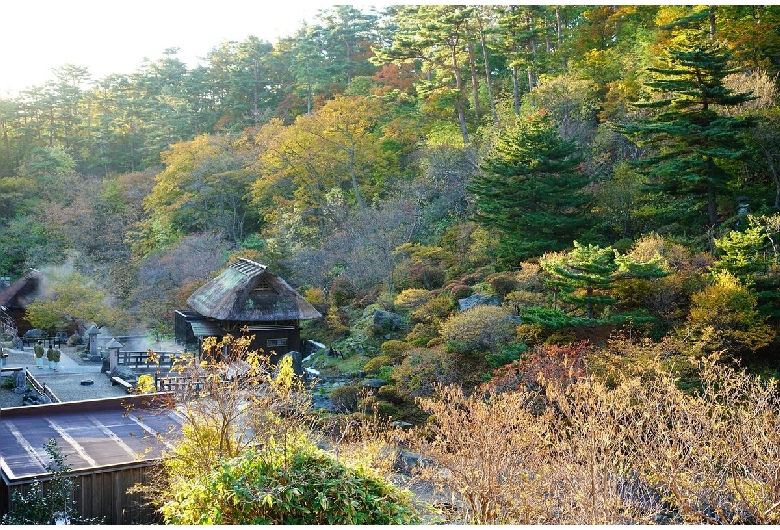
[0,269,42,309]
[186,258,322,322]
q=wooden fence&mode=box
[116,351,182,369]
[153,374,204,398]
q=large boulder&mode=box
[370,309,405,332]
[457,293,502,312]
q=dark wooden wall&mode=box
[1,464,162,524]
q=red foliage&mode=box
[483,341,592,395]
[372,63,420,93]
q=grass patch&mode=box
[303,349,370,377]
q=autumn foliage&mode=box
[407,355,780,524]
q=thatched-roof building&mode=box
[175,258,321,359]
[0,269,43,337]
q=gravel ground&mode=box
[0,345,129,407]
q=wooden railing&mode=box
[26,369,61,403]
[116,350,183,369]
[153,374,204,398]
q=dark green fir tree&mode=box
[617,28,755,228]
[468,110,590,265]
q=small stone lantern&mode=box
[106,338,123,373]
[87,325,101,359]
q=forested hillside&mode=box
[4,5,780,524]
[2,5,780,377]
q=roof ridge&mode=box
[230,258,267,278]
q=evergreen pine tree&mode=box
[468,110,590,264]
[617,30,755,227]
[540,241,668,320]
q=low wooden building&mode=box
[0,393,181,524]
[175,258,322,360]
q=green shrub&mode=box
[544,329,577,345]
[487,273,518,296]
[373,400,399,418]
[405,322,438,346]
[377,365,394,383]
[330,276,357,306]
[392,346,461,398]
[440,305,516,355]
[160,441,420,524]
[330,385,361,413]
[380,340,411,362]
[486,342,528,369]
[377,384,405,405]
[364,355,392,374]
[410,295,454,326]
[449,283,473,300]
[515,323,546,345]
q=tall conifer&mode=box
[617,29,755,227]
[468,110,590,264]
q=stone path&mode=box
[0,345,127,406]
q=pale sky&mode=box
[0,1,383,97]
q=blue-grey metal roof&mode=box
[0,394,181,483]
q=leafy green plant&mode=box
[485,342,527,369]
[160,440,420,524]
[2,439,104,525]
[330,384,361,413]
[363,354,391,374]
[440,305,516,355]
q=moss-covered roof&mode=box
[186,258,321,322]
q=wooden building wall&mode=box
[1,464,162,524]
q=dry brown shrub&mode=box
[405,355,780,524]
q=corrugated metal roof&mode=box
[189,320,226,337]
[0,394,181,483]
[187,258,322,322]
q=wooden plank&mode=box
[91,471,102,520]
[114,471,123,524]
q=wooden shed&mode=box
[175,258,321,360]
[0,394,181,524]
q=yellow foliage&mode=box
[393,288,434,312]
[136,374,155,394]
[685,271,776,355]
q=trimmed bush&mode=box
[380,340,411,362]
[440,305,516,355]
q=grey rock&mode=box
[370,309,405,331]
[362,378,386,389]
[458,293,502,311]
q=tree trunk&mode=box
[467,41,480,121]
[450,43,470,145]
[708,178,718,226]
[465,23,480,121]
[348,145,366,217]
[556,7,567,70]
[477,14,498,124]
